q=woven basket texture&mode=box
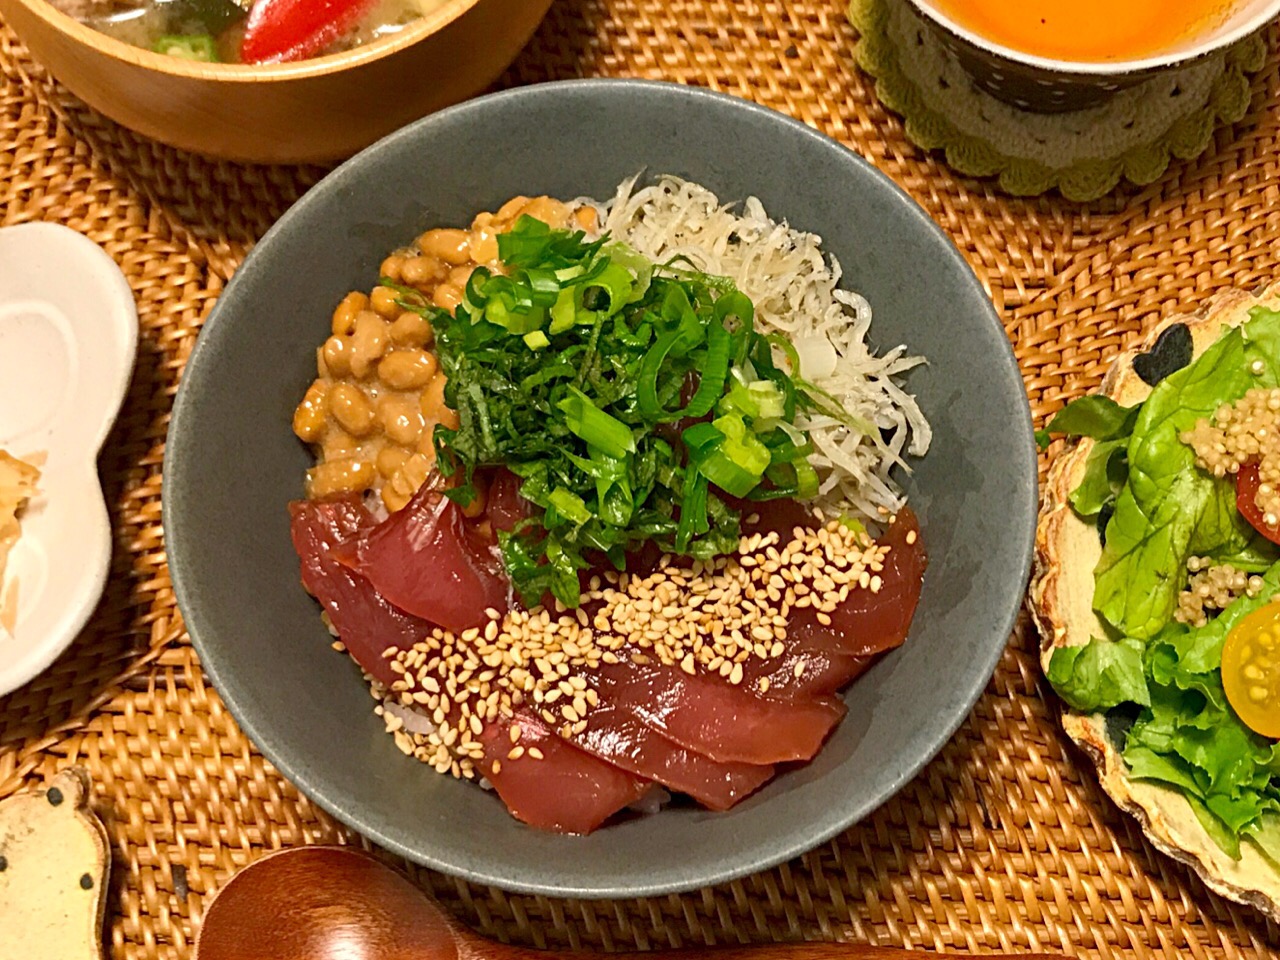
[1,1,1279,958]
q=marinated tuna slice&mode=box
[477,710,651,834]
[737,647,875,700]
[569,699,775,810]
[484,468,536,535]
[743,501,926,658]
[590,659,846,764]
[332,483,511,633]
[785,510,926,657]
[289,496,429,686]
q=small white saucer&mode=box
[0,223,138,698]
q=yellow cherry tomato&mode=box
[1222,602,1280,738]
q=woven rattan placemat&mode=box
[1,2,1279,958]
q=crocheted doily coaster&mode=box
[847,0,1266,201]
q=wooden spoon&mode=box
[196,846,1059,960]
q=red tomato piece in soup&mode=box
[332,484,512,633]
[241,0,378,64]
[1236,461,1280,545]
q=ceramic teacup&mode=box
[904,0,1280,112]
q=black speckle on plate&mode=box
[46,787,63,807]
[1096,501,1115,545]
[1132,323,1192,386]
[0,854,7,872]
[1105,704,1141,751]
[80,873,94,890]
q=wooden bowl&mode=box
[0,0,552,162]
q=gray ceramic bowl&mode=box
[164,79,1036,898]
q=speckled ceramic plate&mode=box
[164,79,1036,898]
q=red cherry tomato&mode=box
[1235,460,1280,545]
[241,0,377,64]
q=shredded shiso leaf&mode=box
[414,179,931,611]
[422,215,831,609]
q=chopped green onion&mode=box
[549,286,579,334]
[601,241,654,302]
[667,321,730,422]
[548,487,592,524]
[840,515,868,538]
[636,329,684,420]
[713,415,771,474]
[721,375,786,421]
[153,34,218,61]
[431,214,830,607]
[582,262,636,317]
[793,458,820,498]
[713,290,754,326]
[675,467,710,551]
[558,386,635,459]
[696,447,761,498]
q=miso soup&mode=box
[48,0,448,64]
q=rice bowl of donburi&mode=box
[164,79,1037,895]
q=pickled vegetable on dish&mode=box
[287,183,931,832]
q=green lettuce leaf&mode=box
[1069,438,1128,518]
[1246,811,1280,870]
[1057,307,1280,864]
[1119,562,1280,859]
[1187,795,1242,859]
[1094,308,1280,638]
[1044,395,1140,441]
[1124,745,1202,794]
[1045,637,1150,712]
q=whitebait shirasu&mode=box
[580,175,931,523]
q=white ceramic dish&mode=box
[0,223,138,697]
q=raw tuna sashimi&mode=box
[737,647,875,700]
[744,502,926,658]
[289,496,430,686]
[332,483,512,633]
[784,510,925,657]
[568,699,775,810]
[477,709,652,834]
[589,658,846,765]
